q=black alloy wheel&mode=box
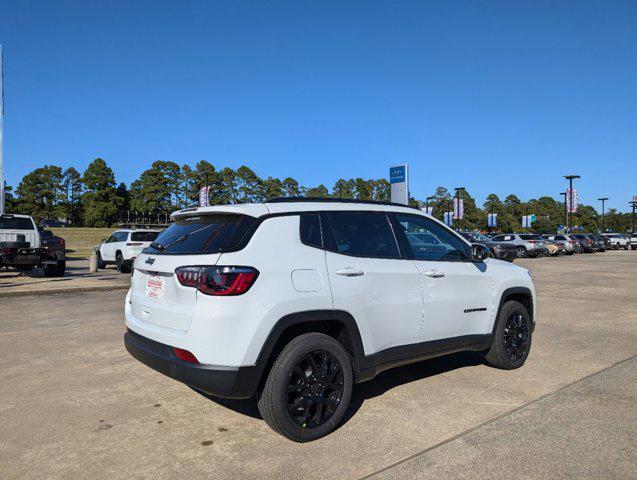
[285,350,344,429]
[503,313,529,362]
[258,332,353,442]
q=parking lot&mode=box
[1,250,635,479]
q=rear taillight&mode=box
[175,266,259,296]
[528,240,537,244]
[173,347,198,363]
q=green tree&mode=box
[219,167,239,204]
[62,167,83,225]
[236,166,264,203]
[15,165,64,221]
[129,160,182,213]
[282,177,301,197]
[262,177,284,199]
[306,184,329,198]
[82,158,123,227]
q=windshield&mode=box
[131,231,160,242]
[0,216,34,230]
[143,214,256,255]
[463,232,490,242]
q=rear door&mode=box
[130,214,257,332]
[391,213,494,341]
[322,211,424,355]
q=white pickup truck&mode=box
[0,214,66,276]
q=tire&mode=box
[515,246,527,258]
[43,261,65,277]
[116,252,131,273]
[257,333,353,442]
[96,252,105,270]
[484,300,532,370]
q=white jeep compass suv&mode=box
[124,198,536,441]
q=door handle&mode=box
[423,269,445,278]
[336,268,365,277]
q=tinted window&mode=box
[300,214,322,248]
[144,214,256,255]
[520,234,543,240]
[326,212,399,258]
[393,214,469,261]
[131,231,160,242]
[116,232,129,242]
[0,216,34,230]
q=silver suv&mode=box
[492,234,549,258]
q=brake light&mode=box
[175,266,259,296]
[173,347,199,363]
[528,240,537,244]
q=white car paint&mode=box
[99,229,161,263]
[125,201,536,368]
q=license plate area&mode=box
[146,274,165,300]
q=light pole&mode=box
[454,187,465,231]
[564,175,580,229]
[425,195,435,214]
[598,197,608,233]
[630,201,637,234]
[559,192,567,230]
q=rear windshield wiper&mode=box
[150,223,218,253]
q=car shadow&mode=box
[194,351,484,423]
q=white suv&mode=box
[124,199,536,441]
[97,229,161,273]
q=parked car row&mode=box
[475,231,633,259]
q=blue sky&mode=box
[1,0,636,211]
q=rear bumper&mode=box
[124,329,261,399]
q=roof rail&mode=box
[266,196,420,210]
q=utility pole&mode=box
[630,200,637,234]
[0,45,4,215]
[454,187,465,231]
[597,197,608,233]
[564,175,580,230]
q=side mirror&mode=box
[470,243,490,262]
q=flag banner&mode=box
[453,198,464,219]
[421,206,434,215]
[488,213,498,227]
[566,189,579,213]
[199,186,210,207]
[444,211,453,226]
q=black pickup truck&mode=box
[0,214,66,276]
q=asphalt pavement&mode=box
[1,250,635,479]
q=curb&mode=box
[0,284,130,298]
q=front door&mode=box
[391,213,494,341]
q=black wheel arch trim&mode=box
[493,287,534,335]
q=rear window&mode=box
[326,212,399,258]
[0,216,35,230]
[300,214,323,249]
[143,214,256,255]
[131,231,160,242]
